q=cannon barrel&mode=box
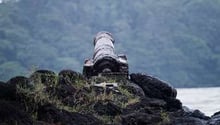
[83,31,128,78]
[93,32,117,72]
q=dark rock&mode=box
[61,95,76,106]
[130,73,177,99]
[94,100,122,116]
[37,104,102,125]
[122,82,145,97]
[91,85,117,95]
[121,112,162,125]
[170,117,207,125]
[123,97,169,125]
[146,98,167,108]
[182,106,194,113]
[1,71,217,125]
[169,108,209,125]
[124,98,167,114]
[213,111,220,116]
[1,76,31,101]
[56,70,87,106]
[0,100,33,125]
[182,106,210,120]
[207,111,220,125]
[72,88,91,106]
[7,76,29,88]
[191,109,210,120]
[130,73,182,111]
[0,81,5,84]
[0,82,16,100]
[33,121,52,125]
[55,84,77,98]
[47,85,87,107]
[58,69,84,85]
[29,70,57,86]
[165,98,182,111]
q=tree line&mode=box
[0,0,220,87]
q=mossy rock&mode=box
[58,69,84,85]
[7,76,29,88]
[93,100,122,116]
[29,70,57,86]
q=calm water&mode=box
[177,87,220,116]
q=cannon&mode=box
[83,31,129,78]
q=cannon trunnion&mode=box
[83,32,129,78]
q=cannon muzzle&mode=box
[83,31,128,78]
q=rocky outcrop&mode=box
[130,73,181,111]
[0,70,219,125]
[37,104,102,125]
[208,111,220,125]
[130,73,177,99]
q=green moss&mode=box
[117,86,140,108]
[158,110,170,125]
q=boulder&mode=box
[169,108,209,125]
[165,97,182,111]
[124,98,167,114]
[130,73,181,111]
[130,73,177,99]
[0,70,217,125]
[208,111,220,125]
[29,70,56,86]
[0,100,33,125]
[171,117,207,125]
[0,82,16,100]
[182,106,210,120]
[58,69,84,85]
[121,112,162,125]
[7,76,29,88]
[124,82,145,97]
[37,104,102,125]
[94,100,122,116]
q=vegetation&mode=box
[159,110,170,125]
[0,0,220,87]
[15,72,139,124]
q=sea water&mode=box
[177,87,220,116]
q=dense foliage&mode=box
[0,0,220,87]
